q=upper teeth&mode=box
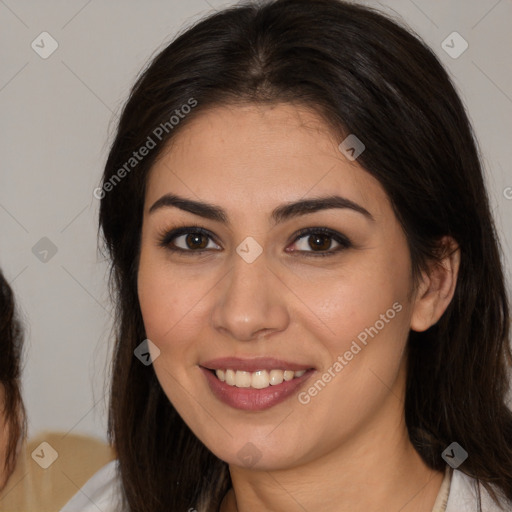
[215,369,307,389]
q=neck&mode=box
[220,392,443,512]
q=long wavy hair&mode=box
[0,269,26,489]
[98,1,512,510]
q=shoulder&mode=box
[446,468,512,512]
[59,459,123,512]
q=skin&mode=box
[137,102,460,512]
[0,385,12,492]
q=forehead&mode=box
[145,103,390,222]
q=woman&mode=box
[61,0,512,510]
[0,269,26,492]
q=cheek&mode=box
[311,257,411,354]
[302,243,413,413]
[137,245,214,355]
[293,277,411,453]
[137,254,171,339]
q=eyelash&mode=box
[157,224,352,258]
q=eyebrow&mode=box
[148,193,375,225]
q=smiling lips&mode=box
[200,357,314,410]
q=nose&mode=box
[211,251,290,342]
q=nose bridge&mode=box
[231,247,269,299]
[211,247,289,341]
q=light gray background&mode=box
[1,0,511,443]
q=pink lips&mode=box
[200,357,315,411]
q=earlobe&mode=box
[410,236,460,332]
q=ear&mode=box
[410,236,460,332]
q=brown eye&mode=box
[307,233,333,251]
[158,226,221,253]
[184,233,209,250]
[288,227,352,257]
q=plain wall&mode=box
[1,0,511,443]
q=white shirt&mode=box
[60,460,511,512]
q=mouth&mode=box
[200,357,315,411]
[210,368,308,389]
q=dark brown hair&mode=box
[0,269,26,489]
[99,0,512,510]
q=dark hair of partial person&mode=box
[0,269,26,488]
[98,0,512,510]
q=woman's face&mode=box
[138,102,419,470]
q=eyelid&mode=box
[157,224,220,251]
[287,227,352,256]
[157,225,352,256]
